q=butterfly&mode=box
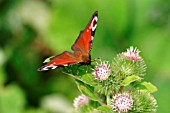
[38,11,98,71]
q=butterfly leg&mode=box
[85,65,89,73]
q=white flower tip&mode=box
[124,46,141,61]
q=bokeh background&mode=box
[0,0,170,113]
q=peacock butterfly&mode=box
[38,11,98,71]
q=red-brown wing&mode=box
[37,51,80,71]
[71,11,98,54]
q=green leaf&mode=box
[76,79,99,101]
[43,56,54,63]
[122,75,142,86]
[80,74,96,86]
[97,106,113,113]
[78,105,93,113]
[141,82,158,93]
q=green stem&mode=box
[118,86,124,93]
[106,95,110,105]
[62,71,92,86]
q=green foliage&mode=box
[23,108,48,113]
[76,79,99,102]
[0,68,6,85]
[73,105,94,113]
[0,0,168,112]
[97,106,113,113]
[135,81,158,93]
[0,84,26,113]
[122,75,142,86]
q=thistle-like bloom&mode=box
[111,93,133,113]
[73,94,89,108]
[123,46,141,61]
[92,61,111,81]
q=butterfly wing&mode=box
[71,11,98,54]
[38,51,79,71]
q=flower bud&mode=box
[111,93,133,112]
[93,61,111,81]
[73,94,89,108]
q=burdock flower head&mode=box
[111,93,133,113]
[123,46,141,61]
[92,61,111,81]
[73,94,89,108]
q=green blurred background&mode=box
[0,0,170,113]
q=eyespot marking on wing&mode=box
[91,16,98,32]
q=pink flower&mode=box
[73,94,89,108]
[123,46,141,61]
[93,61,111,81]
[111,93,133,113]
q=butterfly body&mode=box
[38,11,98,71]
